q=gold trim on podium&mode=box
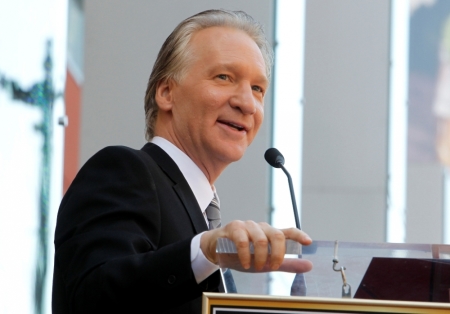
[203,293,450,313]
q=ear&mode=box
[155,78,176,112]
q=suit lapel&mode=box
[141,142,208,234]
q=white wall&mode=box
[302,0,391,242]
[406,164,444,243]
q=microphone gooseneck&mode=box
[265,148,301,230]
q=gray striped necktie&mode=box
[206,195,221,230]
[206,194,237,293]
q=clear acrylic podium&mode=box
[205,239,450,313]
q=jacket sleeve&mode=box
[52,146,219,313]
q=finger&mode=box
[244,221,269,271]
[258,222,286,271]
[281,228,313,245]
[222,256,313,274]
[225,220,252,269]
[277,258,313,273]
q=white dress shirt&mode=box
[151,137,219,283]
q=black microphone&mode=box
[264,148,301,230]
[265,148,307,296]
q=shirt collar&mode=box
[151,136,214,213]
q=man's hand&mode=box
[200,221,313,273]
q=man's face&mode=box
[162,26,268,175]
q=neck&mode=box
[153,132,227,185]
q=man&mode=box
[52,9,312,314]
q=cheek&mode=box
[247,107,264,144]
[253,106,264,133]
[203,89,223,110]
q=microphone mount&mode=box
[265,148,302,230]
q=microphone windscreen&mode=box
[264,148,285,168]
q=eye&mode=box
[252,85,264,93]
[217,74,229,80]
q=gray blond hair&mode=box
[144,9,273,140]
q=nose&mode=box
[229,83,257,115]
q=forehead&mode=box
[186,26,268,81]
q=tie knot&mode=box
[206,195,221,229]
[209,196,219,208]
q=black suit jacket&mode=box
[52,143,221,314]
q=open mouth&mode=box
[219,120,245,131]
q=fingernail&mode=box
[271,263,280,270]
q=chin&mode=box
[219,146,247,163]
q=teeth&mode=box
[220,120,245,131]
[227,122,244,131]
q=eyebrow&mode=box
[213,62,269,86]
